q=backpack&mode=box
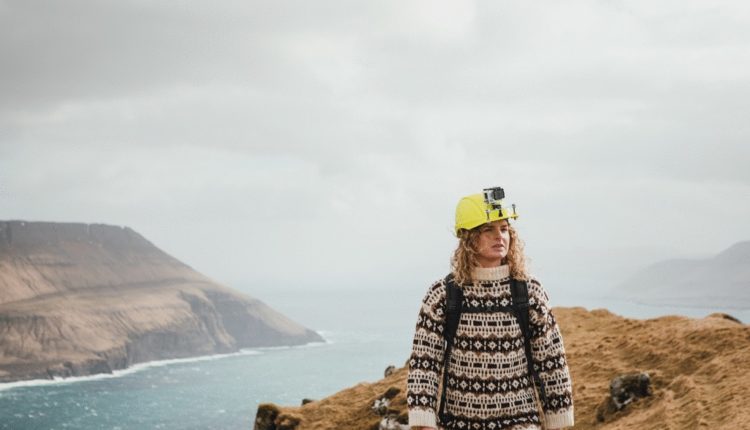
[437,272,549,424]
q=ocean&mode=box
[1,285,747,430]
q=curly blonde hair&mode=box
[450,221,529,286]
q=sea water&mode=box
[1,285,747,430]
[0,286,421,430]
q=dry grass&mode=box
[267,307,750,429]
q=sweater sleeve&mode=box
[527,277,575,429]
[406,279,447,429]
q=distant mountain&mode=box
[0,220,323,383]
[613,241,750,308]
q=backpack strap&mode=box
[511,278,548,408]
[437,272,462,424]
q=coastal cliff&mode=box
[0,220,323,383]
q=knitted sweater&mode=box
[406,265,574,430]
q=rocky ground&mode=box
[255,306,750,429]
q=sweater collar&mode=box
[472,264,510,281]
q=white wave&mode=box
[0,338,329,392]
[313,330,334,344]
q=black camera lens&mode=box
[492,187,505,200]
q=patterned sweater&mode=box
[406,265,574,429]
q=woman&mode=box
[406,188,574,430]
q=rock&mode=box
[378,416,410,430]
[596,372,652,422]
[611,372,651,407]
[708,312,743,324]
[300,398,315,405]
[384,365,395,377]
[373,387,402,416]
[253,405,302,430]
[383,387,400,399]
[372,397,390,416]
[254,403,280,430]
[275,413,302,430]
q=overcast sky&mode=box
[2,0,749,298]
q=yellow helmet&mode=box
[454,187,518,236]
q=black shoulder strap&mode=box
[438,272,462,424]
[511,278,548,408]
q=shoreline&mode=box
[0,336,329,393]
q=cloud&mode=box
[1,0,750,292]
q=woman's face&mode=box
[475,219,510,267]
